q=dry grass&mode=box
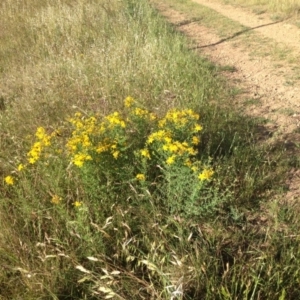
[223,0,300,16]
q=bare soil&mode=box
[151,0,300,202]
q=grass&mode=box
[222,0,300,17]
[243,97,261,106]
[278,107,296,116]
[0,0,299,299]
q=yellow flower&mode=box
[149,113,157,121]
[134,107,149,117]
[168,143,178,153]
[35,127,46,140]
[112,150,120,159]
[17,164,24,171]
[194,124,203,132]
[191,165,198,172]
[106,112,126,128]
[43,136,51,146]
[4,175,14,185]
[73,153,92,167]
[198,169,214,181]
[51,195,61,204]
[124,96,134,107]
[136,174,145,181]
[81,135,91,147]
[28,157,36,164]
[187,147,198,156]
[140,149,150,159]
[184,159,192,167]
[35,127,52,146]
[164,137,172,143]
[147,136,154,144]
[160,109,200,128]
[192,136,200,145]
[162,144,169,151]
[73,201,82,207]
[158,119,166,128]
[27,141,42,164]
[96,142,110,153]
[147,130,169,144]
[166,155,176,165]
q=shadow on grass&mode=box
[197,106,290,209]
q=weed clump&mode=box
[4,97,218,219]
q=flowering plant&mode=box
[4,97,214,217]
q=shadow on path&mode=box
[174,18,288,49]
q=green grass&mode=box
[0,0,299,299]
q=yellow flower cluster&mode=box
[125,97,157,122]
[128,102,213,182]
[67,114,96,152]
[3,96,214,196]
[141,108,203,168]
[158,109,201,129]
[95,139,122,160]
[124,96,134,108]
[4,127,55,186]
[67,109,129,167]
[163,140,197,156]
[147,130,170,144]
[73,153,92,167]
[133,107,156,121]
[27,127,52,164]
[198,168,214,181]
[105,112,126,129]
[95,139,111,154]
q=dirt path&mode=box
[193,0,300,51]
[151,0,300,201]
